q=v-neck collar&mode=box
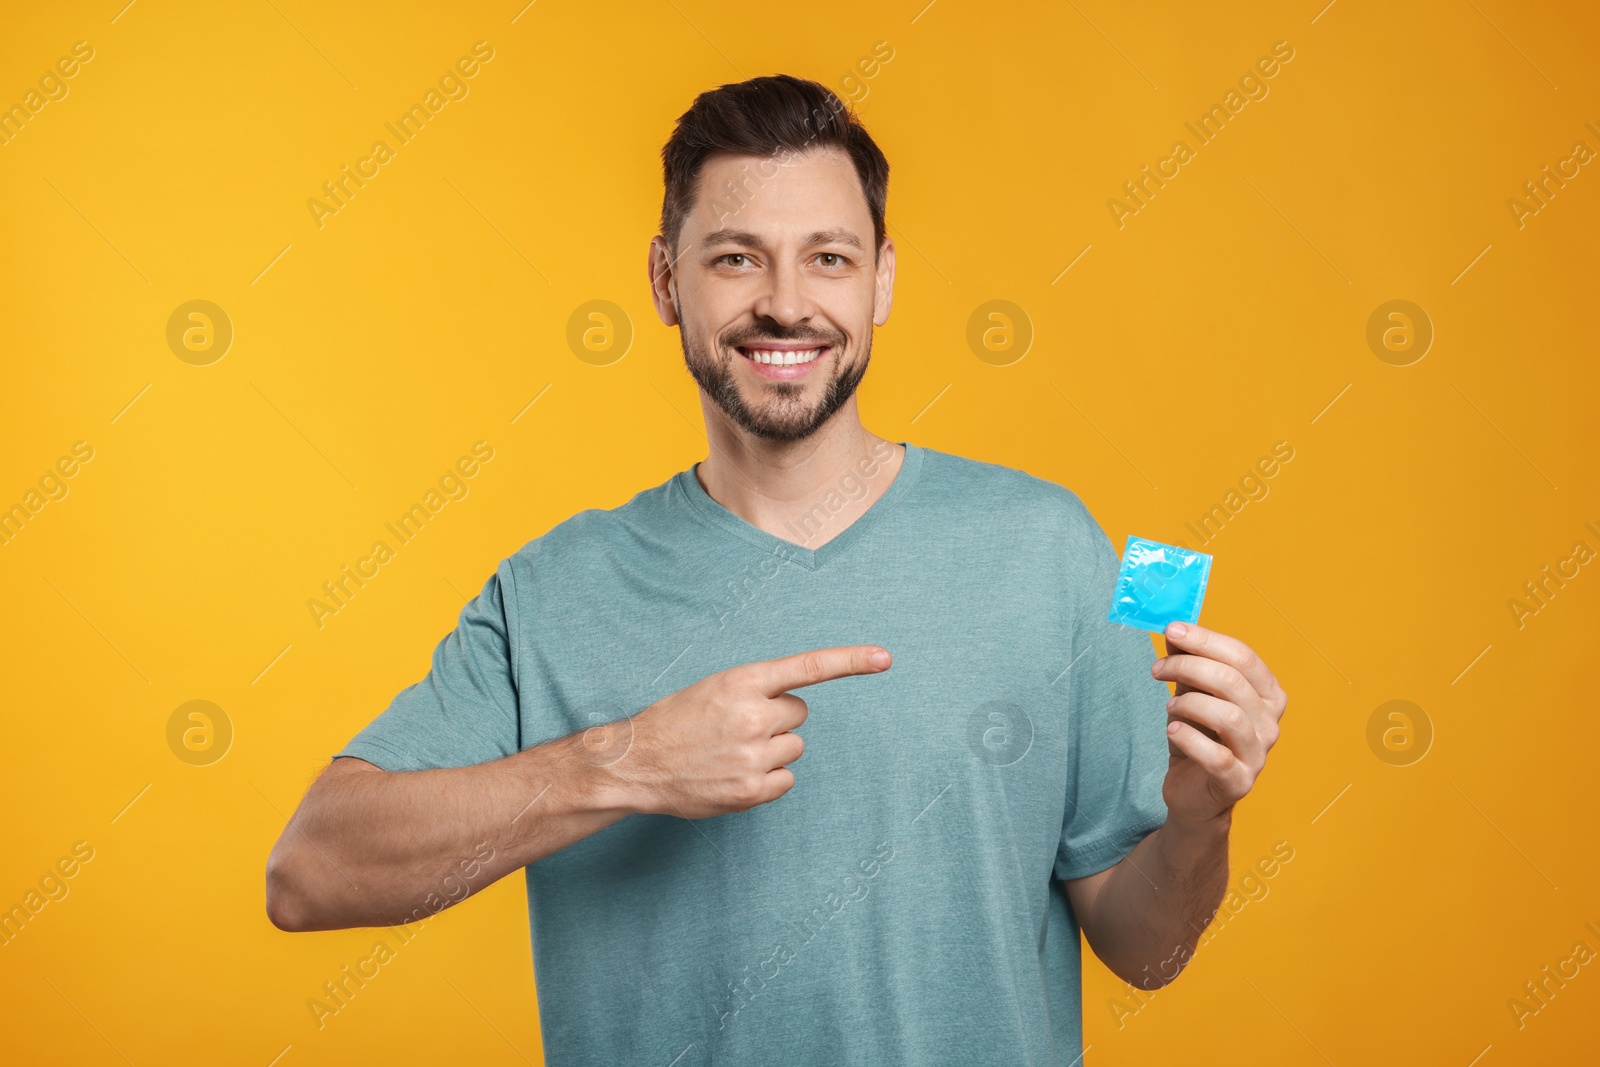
[675,442,924,572]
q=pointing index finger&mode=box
[749,646,892,697]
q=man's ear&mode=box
[872,235,896,327]
[647,235,681,326]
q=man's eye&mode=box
[818,253,848,268]
[718,254,749,267]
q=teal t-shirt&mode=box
[335,441,1171,1065]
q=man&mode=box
[266,74,1288,1065]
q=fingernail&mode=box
[869,649,891,669]
[1167,721,1181,734]
[1167,696,1176,709]
[1168,622,1188,638]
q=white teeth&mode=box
[744,348,823,365]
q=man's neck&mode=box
[693,399,906,551]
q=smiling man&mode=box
[266,74,1288,1065]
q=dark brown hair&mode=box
[659,74,890,262]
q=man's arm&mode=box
[265,733,631,932]
[264,643,892,932]
[1064,620,1287,988]
[1064,812,1229,989]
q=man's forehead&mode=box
[687,146,868,241]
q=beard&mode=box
[681,327,870,443]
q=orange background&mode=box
[1,1,1596,1063]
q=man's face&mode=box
[648,146,894,443]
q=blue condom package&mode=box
[1107,535,1213,634]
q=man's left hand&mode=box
[1152,621,1288,827]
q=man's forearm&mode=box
[1082,814,1231,989]
[266,730,635,932]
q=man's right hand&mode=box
[596,645,893,820]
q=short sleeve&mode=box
[1053,515,1171,882]
[333,561,522,772]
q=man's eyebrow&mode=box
[701,228,864,252]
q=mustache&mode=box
[724,334,842,350]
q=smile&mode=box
[737,346,827,366]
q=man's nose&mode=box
[750,257,813,326]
